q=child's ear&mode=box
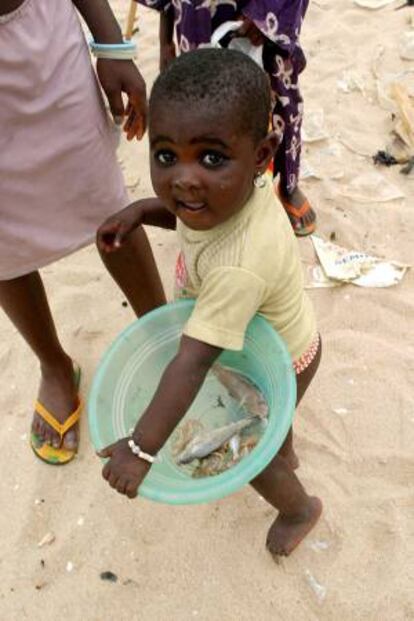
[254,131,280,175]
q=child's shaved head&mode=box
[149,48,271,144]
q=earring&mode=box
[254,172,266,188]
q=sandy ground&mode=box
[1,0,414,619]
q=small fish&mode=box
[176,416,258,465]
[171,419,204,457]
[229,435,240,460]
[212,364,269,418]
[192,436,260,478]
[192,451,228,478]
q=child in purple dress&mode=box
[136,0,316,236]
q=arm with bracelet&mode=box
[96,199,265,498]
[72,0,146,140]
[98,333,222,498]
[97,199,222,498]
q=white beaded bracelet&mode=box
[89,40,137,60]
[128,438,158,464]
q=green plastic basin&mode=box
[88,299,296,505]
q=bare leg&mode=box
[98,226,166,316]
[278,428,299,470]
[278,341,322,470]
[251,454,322,556]
[0,272,78,449]
[250,338,322,556]
[0,229,164,452]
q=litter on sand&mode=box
[337,171,404,203]
[373,150,399,167]
[372,82,414,173]
[390,83,414,155]
[373,64,414,112]
[336,71,365,94]
[399,31,414,60]
[305,569,327,603]
[37,532,55,548]
[300,159,318,180]
[305,264,342,289]
[333,407,349,415]
[354,0,395,8]
[300,143,345,181]
[302,108,329,143]
[100,571,118,583]
[308,539,330,551]
[311,236,409,287]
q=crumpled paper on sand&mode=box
[308,236,409,288]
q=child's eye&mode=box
[154,150,177,166]
[200,151,228,168]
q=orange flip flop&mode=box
[30,364,82,465]
[277,187,317,237]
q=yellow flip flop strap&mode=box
[35,399,82,438]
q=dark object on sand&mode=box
[373,150,398,167]
[329,232,336,242]
[395,0,414,9]
[122,301,128,308]
[35,582,47,591]
[400,157,414,175]
[100,571,118,583]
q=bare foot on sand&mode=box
[266,496,323,557]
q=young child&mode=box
[136,0,316,237]
[0,0,165,465]
[97,49,322,557]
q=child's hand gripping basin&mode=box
[88,299,296,505]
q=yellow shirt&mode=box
[175,176,317,361]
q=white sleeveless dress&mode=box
[0,0,128,279]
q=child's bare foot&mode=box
[266,496,323,557]
[31,356,79,450]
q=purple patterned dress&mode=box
[137,0,309,194]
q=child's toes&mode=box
[51,432,61,449]
[42,422,55,446]
[62,428,78,450]
[35,419,48,442]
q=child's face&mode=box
[149,103,275,230]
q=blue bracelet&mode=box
[89,40,137,60]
